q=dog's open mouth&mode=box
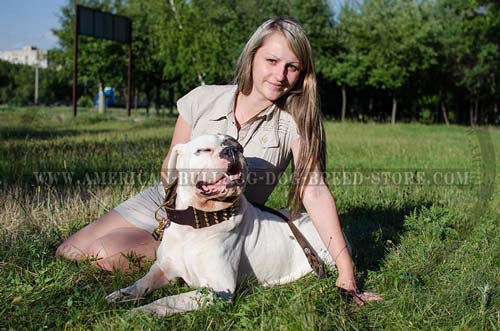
[196,170,244,196]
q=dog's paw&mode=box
[132,303,167,316]
[106,290,128,303]
[106,287,141,303]
[106,283,148,303]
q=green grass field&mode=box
[1,106,499,330]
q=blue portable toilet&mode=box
[94,87,116,107]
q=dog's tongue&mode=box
[202,176,230,194]
[201,174,240,194]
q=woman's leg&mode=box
[56,210,160,271]
[56,210,135,260]
[86,227,160,272]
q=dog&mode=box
[106,134,334,316]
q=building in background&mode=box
[0,45,48,68]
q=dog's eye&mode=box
[195,148,212,155]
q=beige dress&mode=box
[115,85,299,231]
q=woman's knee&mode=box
[86,238,119,271]
[55,236,113,266]
[55,240,86,260]
[56,210,134,259]
[86,228,159,272]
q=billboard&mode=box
[77,6,131,44]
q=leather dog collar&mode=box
[152,180,240,241]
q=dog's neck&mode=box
[175,187,235,212]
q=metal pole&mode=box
[72,3,79,117]
[34,64,39,105]
[127,20,132,117]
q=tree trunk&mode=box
[439,91,449,125]
[391,95,397,125]
[469,103,474,126]
[441,102,450,126]
[368,95,373,117]
[169,86,175,116]
[341,85,347,122]
[145,91,151,116]
[155,86,161,115]
[134,87,138,111]
[98,81,106,114]
[474,97,479,125]
[123,87,128,111]
[169,0,183,30]
[494,102,498,124]
[436,90,450,126]
[197,72,205,86]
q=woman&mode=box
[57,17,381,304]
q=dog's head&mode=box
[166,134,247,211]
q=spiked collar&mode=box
[152,179,240,241]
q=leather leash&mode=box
[254,204,327,279]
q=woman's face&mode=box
[250,31,301,103]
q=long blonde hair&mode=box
[234,17,327,212]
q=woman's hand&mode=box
[335,272,357,291]
[335,252,382,306]
[335,269,383,306]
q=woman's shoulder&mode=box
[182,85,236,101]
[177,85,237,125]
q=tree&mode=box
[171,0,290,90]
[357,0,438,124]
[124,0,173,113]
[44,0,500,124]
[329,1,370,121]
[440,0,499,125]
[290,0,339,118]
[0,60,15,104]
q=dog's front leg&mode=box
[132,288,221,316]
[106,263,170,302]
[132,264,238,316]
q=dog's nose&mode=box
[221,136,244,153]
[220,145,240,163]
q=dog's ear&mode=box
[166,144,185,185]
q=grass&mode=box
[0,106,499,330]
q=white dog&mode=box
[106,134,334,316]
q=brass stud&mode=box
[214,212,219,224]
[204,212,210,227]
[194,210,200,229]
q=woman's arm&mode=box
[160,115,192,187]
[291,137,382,305]
[291,137,356,289]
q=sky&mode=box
[0,0,345,51]
[0,0,67,51]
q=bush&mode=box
[77,96,94,108]
[419,108,434,124]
